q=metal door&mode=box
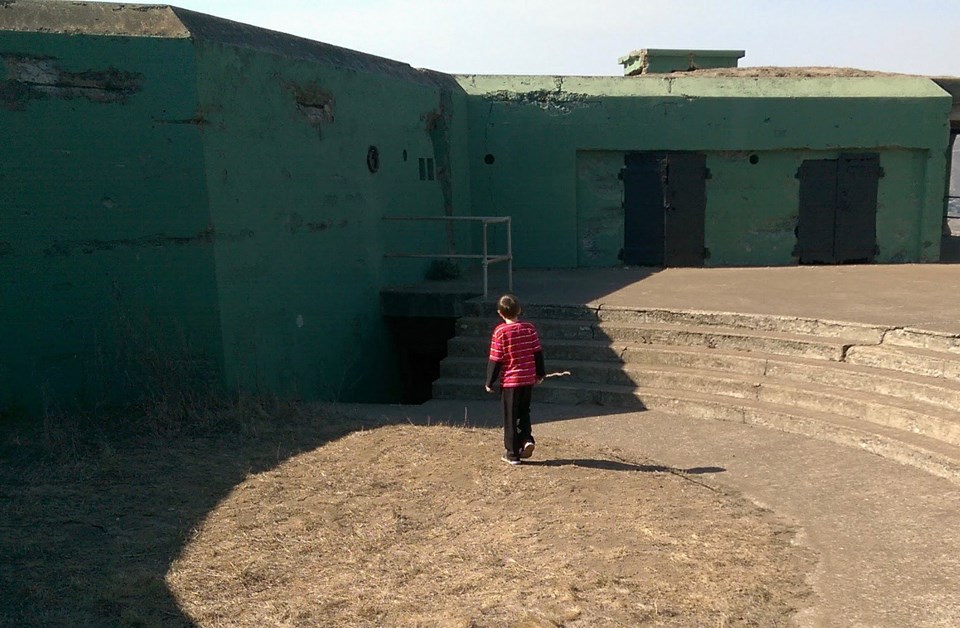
[622,152,665,266]
[797,159,839,263]
[623,152,706,267]
[797,154,879,264]
[664,153,707,267]
[835,154,880,263]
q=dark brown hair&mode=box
[497,294,521,319]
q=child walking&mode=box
[484,294,545,465]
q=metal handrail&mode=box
[383,216,513,298]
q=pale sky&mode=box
[160,0,959,77]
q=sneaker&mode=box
[501,452,521,465]
[519,441,536,459]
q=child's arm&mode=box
[485,360,502,393]
[534,351,545,384]
[486,327,503,392]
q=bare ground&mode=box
[1,403,815,627]
[165,423,815,627]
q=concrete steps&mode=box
[455,316,851,360]
[439,356,960,446]
[433,304,960,483]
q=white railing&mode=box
[383,216,512,298]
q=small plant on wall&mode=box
[425,259,462,280]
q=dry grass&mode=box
[1,396,814,627]
[0,401,393,627]
[167,424,814,627]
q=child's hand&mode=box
[485,385,494,393]
[536,377,544,385]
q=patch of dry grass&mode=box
[167,424,814,627]
[0,401,394,627]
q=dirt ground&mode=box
[1,402,815,627]
[165,423,815,627]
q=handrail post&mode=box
[382,215,510,299]
[482,220,489,299]
[506,217,513,293]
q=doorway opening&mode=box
[622,152,707,267]
[796,154,881,264]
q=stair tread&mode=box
[853,342,960,359]
[433,376,960,460]
[457,316,854,345]
[447,338,960,392]
[440,354,960,416]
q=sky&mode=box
[158,0,960,77]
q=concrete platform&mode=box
[371,399,960,628]
[379,261,960,626]
[491,263,960,335]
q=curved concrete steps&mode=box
[433,304,960,484]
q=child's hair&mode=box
[497,294,522,319]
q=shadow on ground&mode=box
[523,458,726,475]
[0,403,406,627]
[1,397,689,626]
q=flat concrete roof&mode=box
[385,253,960,336]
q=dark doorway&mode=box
[622,152,707,266]
[797,154,881,264]
[386,316,456,403]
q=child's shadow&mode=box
[524,458,725,475]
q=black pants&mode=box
[502,385,535,454]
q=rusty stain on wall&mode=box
[41,226,254,257]
[748,215,797,236]
[154,113,208,126]
[282,210,348,235]
[292,83,334,137]
[0,53,143,110]
[425,89,456,252]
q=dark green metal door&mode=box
[664,153,707,266]
[622,152,665,266]
[836,154,880,263]
[797,159,839,263]
[797,154,880,264]
[623,152,706,267]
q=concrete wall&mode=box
[1,4,954,416]
[459,75,952,268]
[0,32,223,415]
[0,13,470,414]
[190,34,470,402]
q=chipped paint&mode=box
[280,211,348,235]
[292,83,334,137]
[40,227,253,257]
[0,53,142,109]
[488,86,597,115]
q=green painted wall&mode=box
[1,5,954,416]
[193,39,469,402]
[0,32,222,415]
[458,75,952,268]
[576,151,624,267]
[0,16,470,414]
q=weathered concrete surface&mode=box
[0,1,191,37]
[498,265,960,335]
[408,264,960,625]
[375,399,960,628]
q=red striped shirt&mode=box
[488,321,542,388]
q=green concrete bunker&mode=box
[1,0,957,413]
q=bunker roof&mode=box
[0,0,953,101]
[0,0,452,86]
